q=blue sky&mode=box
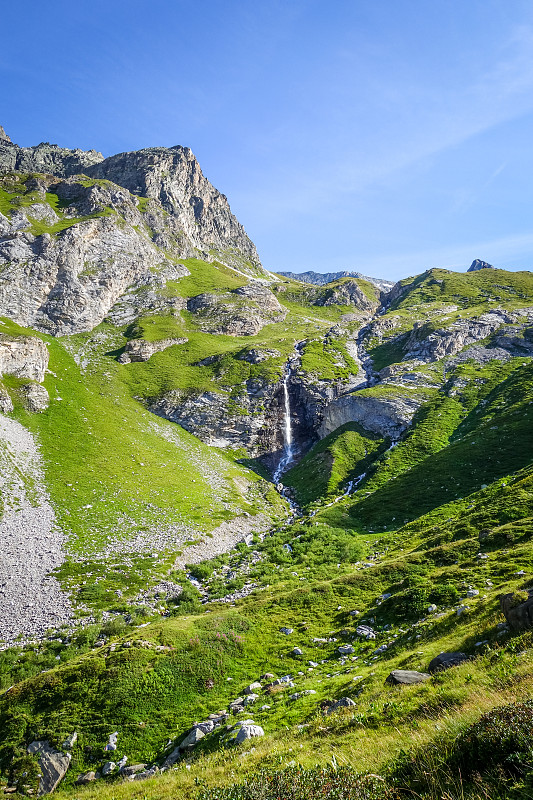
[3,0,533,280]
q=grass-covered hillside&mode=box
[2,166,533,799]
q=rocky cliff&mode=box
[0,127,262,274]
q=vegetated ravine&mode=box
[1,125,533,800]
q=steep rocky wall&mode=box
[86,146,262,271]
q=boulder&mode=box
[193,720,215,734]
[118,336,187,364]
[428,652,469,673]
[105,732,118,751]
[325,696,356,714]
[101,761,116,776]
[179,727,205,749]
[355,625,376,640]
[76,772,96,785]
[27,741,71,796]
[500,591,533,632]
[337,644,355,656]
[121,764,147,776]
[385,670,431,686]
[244,681,262,694]
[21,383,49,412]
[235,723,264,744]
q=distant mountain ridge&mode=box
[277,269,395,292]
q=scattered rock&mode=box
[105,732,118,752]
[76,772,96,785]
[385,670,431,686]
[325,696,356,715]
[101,762,116,776]
[62,732,77,750]
[235,723,264,744]
[337,644,355,656]
[244,682,262,694]
[428,652,469,673]
[355,625,376,640]
[121,764,147,777]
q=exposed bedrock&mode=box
[319,390,425,440]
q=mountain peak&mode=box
[468,258,496,272]
[0,125,11,143]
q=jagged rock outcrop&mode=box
[317,279,379,311]
[0,128,103,177]
[468,259,495,272]
[187,283,287,335]
[403,311,514,363]
[150,382,287,452]
[118,337,188,364]
[85,146,262,271]
[0,334,49,382]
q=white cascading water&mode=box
[273,366,294,485]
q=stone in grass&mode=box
[280,627,293,635]
[180,727,205,749]
[235,723,265,744]
[105,732,118,751]
[121,764,147,777]
[291,647,303,656]
[325,697,356,715]
[337,644,355,656]
[76,771,96,785]
[244,681,262,694]
[27,741,71,795]
[355,625,376,640]
[385,670,430,686]
[102,761,116,776]
[62,732,77,750]
[428,652,469,673]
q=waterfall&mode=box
[273,365,294,485]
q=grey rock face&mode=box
[385,669,431,685]
[0,126,11,143]
[467,259,495,272]
[86,146,262,271]
[118,336,187,364]
[319,389,424,439]
[0,382,13,412]
[27,741,71,796]
[428,652,469,673]
[0,193,181,335]
[0,334,49,382]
